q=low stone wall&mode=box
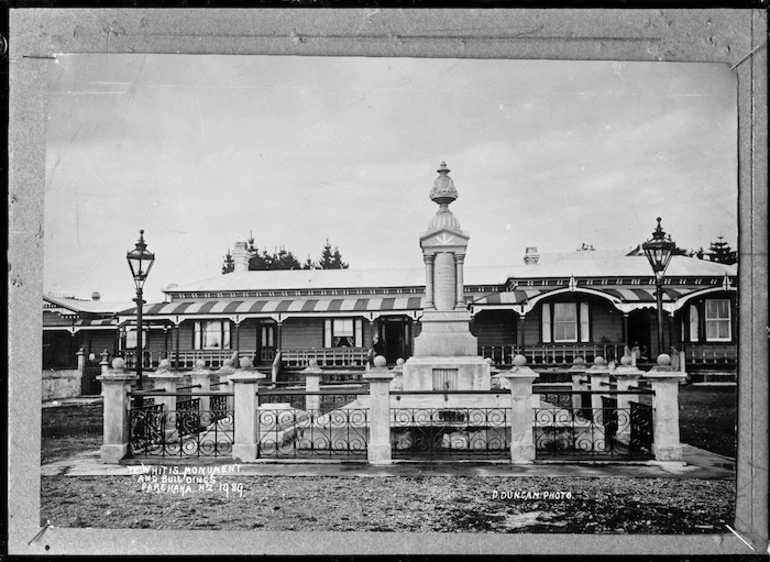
[42,369,82,401]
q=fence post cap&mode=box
[396,358,405,367]
[512,354,527,366]
[656,353,672,366]
[228,370,266,384]
[76,348,85,356]
[98,359,137,382]
[194,359,207,370]
[302,360,323,375]
[218,358,236,374]
[620,355,632,366]
[239,357,254,370]
[364,356,393,381]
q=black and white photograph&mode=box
[7,9,768,558]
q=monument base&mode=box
[402,355,491,391]
[412,309,478,356]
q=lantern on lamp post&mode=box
[126,229,155,393]
[642,217,676,357]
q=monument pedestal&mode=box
[402,356,490,391]
[412,309,478,356]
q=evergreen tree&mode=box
[707,236,737,265]
[302,255,316,270]
[221,249,234,274]
[318,239,348,269]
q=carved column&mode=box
[424,254,435,309]
[454,254,465,309]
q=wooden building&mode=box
[111,248,737,372]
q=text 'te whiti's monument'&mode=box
[401,162,492,391]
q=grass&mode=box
[41,403,103,464]
[678,385,736,458]
[41,475,734,534]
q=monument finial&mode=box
[430,161,458,205]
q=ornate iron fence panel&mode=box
[390,408,509,460]
[534,393,653,460]
[630,401,654,453]
[601,396,619,448]
[210,394,231,422]
[129,398,234,458]
[176,397,201,438]
[129,403,165,455]
[257,407,368,458]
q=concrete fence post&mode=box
[97,358,138,463]
[228,357,265,462]
[189,359,212,426]
[76,347,86,374]
[502,354,539,464]
[363,356,394,465]
[643,354,687,462]
[218,358,237,411]
[303,359,322,412]
[611,355,644,445]
[100,355,111,377]
[569,357,587,413]
[148,359,183,414]
[587,357,611,451]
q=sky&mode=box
[44,54,738,303]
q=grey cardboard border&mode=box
[8,8,768,556]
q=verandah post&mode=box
[643,354,687,462]
[97,358,137,463]
[502,354,539,463]
[228,357,265,462]
[363,355,394,465]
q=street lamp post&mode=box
[642,217,676,357]
[126,230,155,396]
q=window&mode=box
[689,304,699,342]
[553,303,578,342]
[324,318,364,347]
[704,299,731,341]
[124,328,145,350]
[194,320,231,350]
[260,325,274,348]
[541,302,590,343]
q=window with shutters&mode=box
[324,318,364,348]
[541,302,590,343]
[194,320,231,350]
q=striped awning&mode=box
[43,318,118,331]
[472,285,716,307]
[470,288,552,306]
[122,296,426,317]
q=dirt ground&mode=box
[41,475,734,534]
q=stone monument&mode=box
[402,162,491,391]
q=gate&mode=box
[81,362,102,395]
[630,401,654,453]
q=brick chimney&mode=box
[523,246,540,265]
[232,241,251,272]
